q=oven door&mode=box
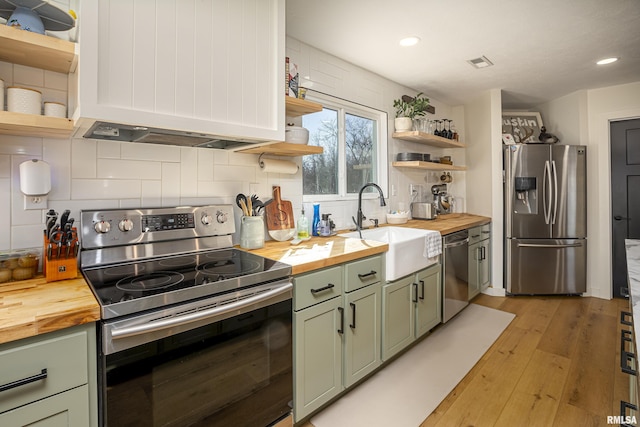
[99,281,293,427]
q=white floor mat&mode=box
[310,303,515,427]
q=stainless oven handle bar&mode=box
[111,282,293,339]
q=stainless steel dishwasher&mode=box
[442,230,469,322]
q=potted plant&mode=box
[393,92,430,132]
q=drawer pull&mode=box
[621,330,637,376]
[0,368,47,393]
[357,270,377,279]
[622,311,633,326]
[310,283,335,294]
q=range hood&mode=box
[82,121,270,150]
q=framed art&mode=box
[502,111,543,143]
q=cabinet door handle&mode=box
[350,302,357,329]
[337,307,344,334]
[622,311,633,326]
[311,283,335,294]
[621,330,637,376]
[357,270,377,279]
[0,368,47,393]
[419,280,425,300]
[620,401,638,427]
[412,283,418,303]
[481,246,486,261]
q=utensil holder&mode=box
[240,216,265,249]
[44,227,78,282]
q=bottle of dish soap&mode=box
[297,207,309,239]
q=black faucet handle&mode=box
[370,219,379,227]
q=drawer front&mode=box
[0,327,89,414]
[344,255,383,292]
[469,223,491,245]
[294,266,343,311]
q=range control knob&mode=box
[201,214,213,225]
[118,219,134,232]
[216,211,228,223]
[94,220,111,234]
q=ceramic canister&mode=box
[7,87,42,115]
[44,102,66,118]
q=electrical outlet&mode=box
[391,184,397,196]
[24,195,47,210]
[409,184,417,195]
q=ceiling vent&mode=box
[467,56,494,69]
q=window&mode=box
[302,93,387,200]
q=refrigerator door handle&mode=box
[551,160,558,225]
[543,160,552,224]
[517,243,583,249]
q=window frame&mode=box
[301,91,388,203]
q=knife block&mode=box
[43,228,78,282]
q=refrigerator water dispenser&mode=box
[514,177,537,213]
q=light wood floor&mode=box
[298,294,630,427]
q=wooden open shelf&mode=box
[0,25,76,74]
[237,142,323,156]
[0,111,73,139]
[392,131,466,149]
[392,161,467,171]
[285,96,322,117]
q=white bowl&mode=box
[386,211,409,224]
[285,125,309,144]
[7,87,41,115]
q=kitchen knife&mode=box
[59,209,71,230]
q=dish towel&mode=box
[424,231,442,258]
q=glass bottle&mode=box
[297,207,309,239]
[312,203,321,236]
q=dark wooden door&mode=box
[611,118,640,298]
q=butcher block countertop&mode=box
[0,275,100,345]
[244,213,491,275]
[0,213,490,345]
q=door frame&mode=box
[596,108,640,300]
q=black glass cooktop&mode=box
[82,248,290,320]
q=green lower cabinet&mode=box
[415,264,442,338]
[294,296,344,422]
[382,263,442,361]
[0,384,89,426]
[469,238,491,300]
[343,282,382,388]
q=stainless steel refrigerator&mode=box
[504,144,587,295]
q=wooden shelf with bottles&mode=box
[392,161,467,171]
[392,131,466,149]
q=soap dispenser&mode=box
[297,208,309,239]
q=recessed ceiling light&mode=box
[596,57,619,65]
[399,36,420,47]
[467,56,494,69]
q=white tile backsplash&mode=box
[72,179,142,200]
[71,138,97,178]
[97,158,162,180]
[97,140,121,159]
[121,142,181,162]
[13,64,44,87]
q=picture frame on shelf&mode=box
[502,111,543,144]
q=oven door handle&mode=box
[111,282,293,339]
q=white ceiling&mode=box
[286,0,640,109]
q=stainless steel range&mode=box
[79,205,293,427]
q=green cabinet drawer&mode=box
[0,384,89,426]
[344,255,383,292]
[294,266,343,311]
[0,327,89,414]
[469,223,491,245]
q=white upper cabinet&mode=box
[72,0,285,142]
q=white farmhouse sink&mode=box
[339,226,441,281]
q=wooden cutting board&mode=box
[265,186,295,231]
